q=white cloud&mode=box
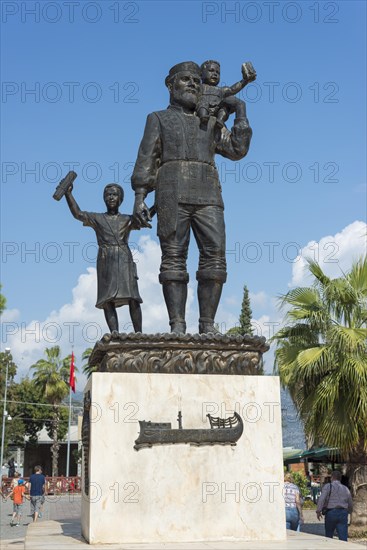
[224,296,239,307]
[2,237,163,386]
[222,221,366,374]
[244,221,367,374]
[215,307,238,334]
[262,219,367,371]
[251,314,282,341]
[1,308,20,322]
[2,236,215,387]
[290,221,367,287]
[249,290,268,308]
[3,267,103,386]
[7,221,363,387]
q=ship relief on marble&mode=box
[134,410,243,450]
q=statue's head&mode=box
[165,61,201,109]
[201,60,220,86]
[103,184,124,208]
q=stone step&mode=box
[24,519,364,550]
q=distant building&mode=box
[23,424,80,477]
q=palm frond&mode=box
[306,259,331,286]
[348,256,367,295]
[329,325,367,354]
[272,255,367,458]
[81,347,98,378]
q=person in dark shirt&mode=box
[316,470,353,541]
[28,465,46,522]
[8,457,15,478]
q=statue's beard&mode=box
[172,89,198,110]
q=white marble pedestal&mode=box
[81,373,286,544]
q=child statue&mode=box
[197,60,256,127]
[64,182,143,334]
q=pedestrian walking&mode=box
[316,470,353,541]
[283,472,304,530]
[27,465,46,522]
[8,457,15,478]
[6,479,29,526]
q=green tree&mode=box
[0,284,6,315]
[227,285,253,336]
[10,378,52,444]
[0,351,18,460]
[0,351,17,394]
[31,346,71,476]
[272,257,367,532]
[82,347,100,378]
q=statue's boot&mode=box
[198,281,223,334]
[162,282,187,334]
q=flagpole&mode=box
[66,350,75,478]
[66,384,72,478]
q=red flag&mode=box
[69,352,76,393]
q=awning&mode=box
[283,448,303,461]
[283,447,341,464]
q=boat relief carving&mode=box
[134,411,243,451]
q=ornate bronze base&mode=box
[88,332,268,375]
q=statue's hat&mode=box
[165,62,201,87]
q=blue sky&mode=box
[1,0,366,385]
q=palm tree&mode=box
[82,347,100,378]
[272,257,367,532]
[31,346,71,476]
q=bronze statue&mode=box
[61,178,143,333]
[197,60,256,128]
[132,61,253,334]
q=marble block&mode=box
[81,373,286,544]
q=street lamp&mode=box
[0,347,11,479]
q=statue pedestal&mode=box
[88,332,269,375]
[81,369,286,544]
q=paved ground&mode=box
[1,493,81,544]
[1,496,366,548]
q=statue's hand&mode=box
[242,62,256,83]
[133,197,152,228]
[65,182,73,196]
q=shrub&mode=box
[303,500,316,509]
[291,471,309,498]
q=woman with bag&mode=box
[283,473,304,530]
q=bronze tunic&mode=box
[82,212,142,308]
[132,105,252,238]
